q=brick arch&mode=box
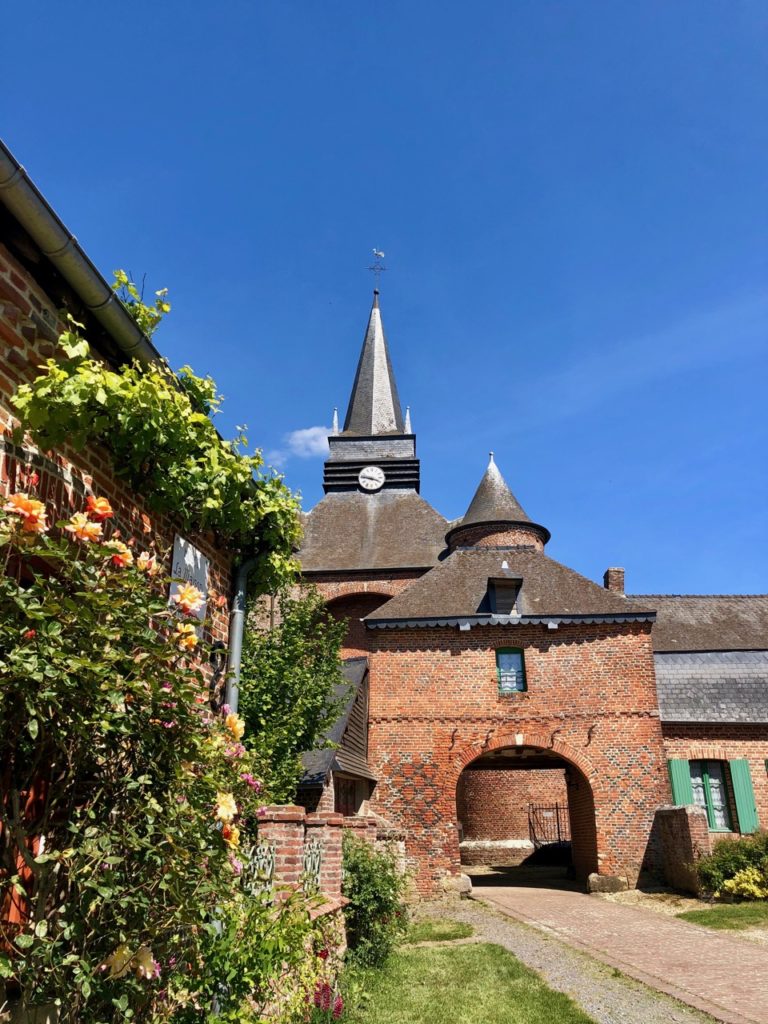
[449,729,597,789]
[451,730,599,880]
[317,577,411,601]
[325,591,395,658]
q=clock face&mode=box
[358,465,385,492]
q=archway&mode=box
[325,592,393,657]
[455,743,598,888]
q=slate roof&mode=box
[298,489,448,572]
[628,595,768,652]
[655,651,768,723]
[342,290,405,435]
[449,455,549,543]
[299,658,377,787]
[365,548,655,626]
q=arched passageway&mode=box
[455,744,598,888]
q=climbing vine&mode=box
[11,274,301,592]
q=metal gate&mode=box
[528,803,570,848]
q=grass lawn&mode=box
[404,919,473,944]
[344,943,596,1024]
[677,902,768,931]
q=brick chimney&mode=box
[603,567,625,595]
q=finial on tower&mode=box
[332,407,339,435]
[489,451,495,465]
[368,248,387,291]
[404,406,412,433]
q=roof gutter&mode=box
[366,612,657,630]
[0,138,161,365]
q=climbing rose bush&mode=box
[0,494,318,1022]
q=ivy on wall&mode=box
[11,274,301,592]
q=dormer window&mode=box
[496,648,526,694]
[488,578,521,615]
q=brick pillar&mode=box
[257,805,306,888]
[306,811,344,901]
[365,817,379,845]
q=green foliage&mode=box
[112,270,171,337]
[403,919,473,944]
[238,587,348,802]
[11,314,301,593]
[0,501,318,1022]
[341,834,407,969]
[696,831,768,896]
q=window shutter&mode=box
[730,759,759,834]
[668,759,694,805]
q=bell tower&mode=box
[323,290,420,493]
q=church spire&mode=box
[342,289,405,435]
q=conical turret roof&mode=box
[342,290,404,434]
[462,453,533,528]
[447,453,551,547]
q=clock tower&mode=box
[322,290,420,493]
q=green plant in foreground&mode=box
[0,496,318,1022]
[341,834,407,969]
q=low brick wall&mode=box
[654,805,711,893]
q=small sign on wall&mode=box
[169,535,209,622]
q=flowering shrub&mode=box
[341,834,408,969]
[0,494,319,1021]
[10,315,300,593]
[696,831,768,897]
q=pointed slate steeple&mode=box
[447,453,550,549]
[343,290,405,435]
[323,291,420,493]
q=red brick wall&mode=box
[364,621,668,894]
[0,242,233,645]
[456,768,567,841]
[662,724,768,836]
[448,524,546,552]
[310,572,425,659]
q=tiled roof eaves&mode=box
[366,612,656,630]
[302,564,434,576]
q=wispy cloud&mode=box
[456,289,768,446]
[267,425,330,468]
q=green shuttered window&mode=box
[667,758,760,834]
[730,759,759,834]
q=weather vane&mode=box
[367,248,387,285]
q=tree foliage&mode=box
[238,588,348,803]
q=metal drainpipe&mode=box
[224,558,256,713]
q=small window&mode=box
[689,760,731,831]
[496,648,526,694]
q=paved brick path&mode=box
[478,886,768,1024]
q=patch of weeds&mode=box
[677,902,768,931]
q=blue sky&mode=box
[5,1,767,592]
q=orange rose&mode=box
[173,582,205,616]
[175,622,198,651]
[3,493,47,534]
[107,541,133,568]
[86,495,114,522]
[64,512,102,543]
